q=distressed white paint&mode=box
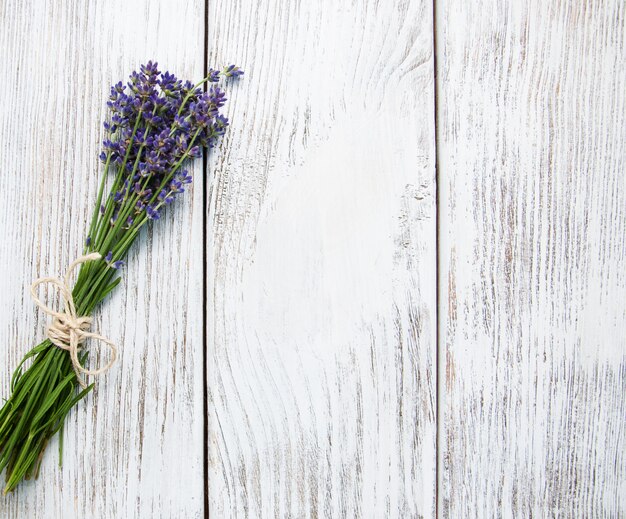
[2,0,625,516]
[206,0,437,517]
[437,0,626,516]
[0,1,204,517]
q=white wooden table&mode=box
[0,0,624,517]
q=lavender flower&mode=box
[222,64,244,78]
[87,61,242,258]
[0,61,243,494]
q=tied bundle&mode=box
[0,61,243,493]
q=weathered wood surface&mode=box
[437,0,626,517]
[1,0,625,517]
[206,0,437,517]
[0,1,205,517]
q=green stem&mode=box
[93,113,143,249]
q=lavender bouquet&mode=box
[0,61,242,493]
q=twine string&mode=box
[30,253,117,388]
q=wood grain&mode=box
[3,0,624,516]
[0,1,205,517]
[206,0,437,517]
[437,0,626,516]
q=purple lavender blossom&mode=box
[97,61,242,233]
[146,205,160,220]
[222,64,244,78]
[105,250,125,269]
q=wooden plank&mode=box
[437,0,626,516]
[0,1,205,516]
[207,0,437,517]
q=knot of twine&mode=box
[30,253,117,388]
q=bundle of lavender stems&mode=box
[0,61,242,493]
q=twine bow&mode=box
[30,253,117,388]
